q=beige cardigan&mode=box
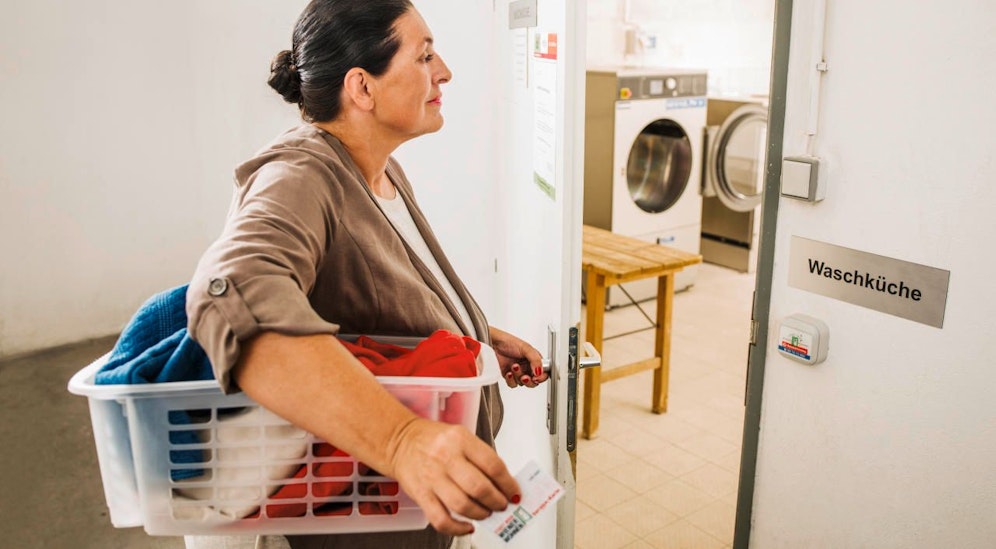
[186,124,502,549]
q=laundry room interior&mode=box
[576,1,774,547]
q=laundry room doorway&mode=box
[574,1,780,548]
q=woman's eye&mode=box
[423,54,435,62]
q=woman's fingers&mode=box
[463,435,520,504]
[419,492,476,536]
[504,360,551,388]
[436,464,497,520]
[389,419,520,534]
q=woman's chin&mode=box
[422,118,446,135]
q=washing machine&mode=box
[700,96,769,273]
[584,67,708,306]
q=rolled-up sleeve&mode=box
[187,152,341,393]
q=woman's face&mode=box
[371,8,452,139]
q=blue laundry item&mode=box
[96,284,215,480]
[96,285,213,385]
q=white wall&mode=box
[751,1,996,547]
[0,0,304,357]
[586,0,774,96]
[0,0,501,358]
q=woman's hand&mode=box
[489,326,548,388]
[388,417,520,536]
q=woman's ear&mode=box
[342,68,375,111]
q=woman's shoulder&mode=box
[258,124,344,162]
[235,125,357,185]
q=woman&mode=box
[185,1,548,548]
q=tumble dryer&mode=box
[700,97,769,273]
[584,67,708,306]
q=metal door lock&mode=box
[542,327,602,448]
[567,331,600,453]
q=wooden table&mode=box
[581,224,703,439]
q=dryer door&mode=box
[706,103,768,212]
[625,119,693,214]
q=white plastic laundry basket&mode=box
[67,336,499,536]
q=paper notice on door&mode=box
[532,31,558,201]
[513,28,528,87]
[477,460,565,543]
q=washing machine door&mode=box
[706,103,768,212]
[625,119,693,214]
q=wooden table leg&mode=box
[652,273,674,414]
[582,270,606,439]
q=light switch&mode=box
[781,156,826,202]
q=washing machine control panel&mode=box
[618,73,707,100]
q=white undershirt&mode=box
[375,193,478,340]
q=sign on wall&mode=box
[788,236,951,328]
[508,0,537,29]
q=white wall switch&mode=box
[781,156,826,202]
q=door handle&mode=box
[578,341,602,369]
[541,342,600,375]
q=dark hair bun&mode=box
[267,50,303,105]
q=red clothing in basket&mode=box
[338,329,480,378]
[254,330,480,519]
[254,444,399,518]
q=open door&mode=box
[472,1,586,547]
[406,1,585,546]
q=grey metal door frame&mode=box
[733,0,793,547]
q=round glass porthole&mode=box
[708,103,768,212]
[626,119,692,214]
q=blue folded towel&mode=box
[96,284,215,480]
[96,284,213,385]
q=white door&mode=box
[407,2,584,546]
[481,1,584,548]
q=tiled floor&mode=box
[574,263,757,549]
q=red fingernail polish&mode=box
[511,494,521,504]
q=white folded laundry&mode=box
[172,406,310,520]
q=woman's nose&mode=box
[435,55,453,84]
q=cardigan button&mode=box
[208,278,228,296]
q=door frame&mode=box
[558,1,587,547]
[733,0,793,547]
